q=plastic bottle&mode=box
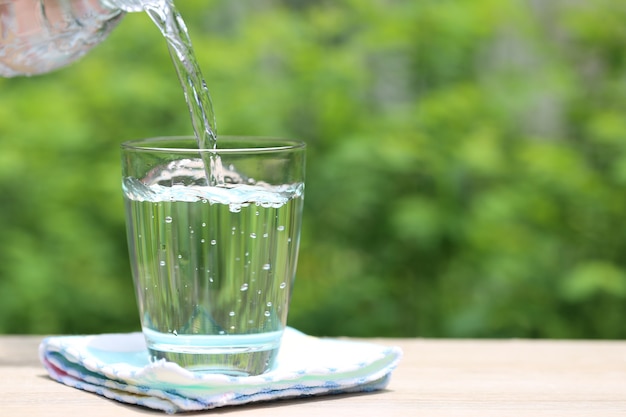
[0,0,146,77]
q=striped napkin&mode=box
[39,327,402,413]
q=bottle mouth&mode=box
[101,0,156,13]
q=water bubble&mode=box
[165,216,173,223]
[177,254,183,259]
[240,283,249,291]
[210,239,217,245]
[256,211,260,216]
[245,252,249,257]
[277,225,285,231]
[287,238,292,243]
[264,311,271,317]
[262,263,271,270]
[250,233,257,239]
[263,233,269,238]
[202,222,207,227]
[200,239,205,243]
[159,261,166,266]
[257,290,262,295]
[229,311,236,317]
[201,199,208,204]
[279,282,287,289]
[266,301,272,307]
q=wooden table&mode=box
[1,336,625,416]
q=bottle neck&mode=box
[0,0,126,77]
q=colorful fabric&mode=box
[39,327,402,413]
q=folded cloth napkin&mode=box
[39,327,402,414]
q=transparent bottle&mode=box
[0,0,147,77]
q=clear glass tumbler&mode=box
[121,136,305,375]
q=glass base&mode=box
[143,328,283,376]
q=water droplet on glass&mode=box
[210,239,217,245]
[240,283,249,291]
[262,263,271,270]
[177,254,182,259]
[229,311,236,317]
[280,282,287,289]
[165,216,173,223]
[219,330,225,335]
[263,233,269,238]
[172,330,178,336]
[250,233,257,239]
[277,225,285,231]
[266,301,272,307]
[264,311,271,317]
[160,261,166,266]
[200,239,205,243]
[202,222,207,227]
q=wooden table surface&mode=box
[1,335,625,416]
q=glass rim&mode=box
[121,136,306,154]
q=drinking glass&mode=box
[121,136,305,375]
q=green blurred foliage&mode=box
[1,0,626,338]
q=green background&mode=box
[1,0,625,338]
